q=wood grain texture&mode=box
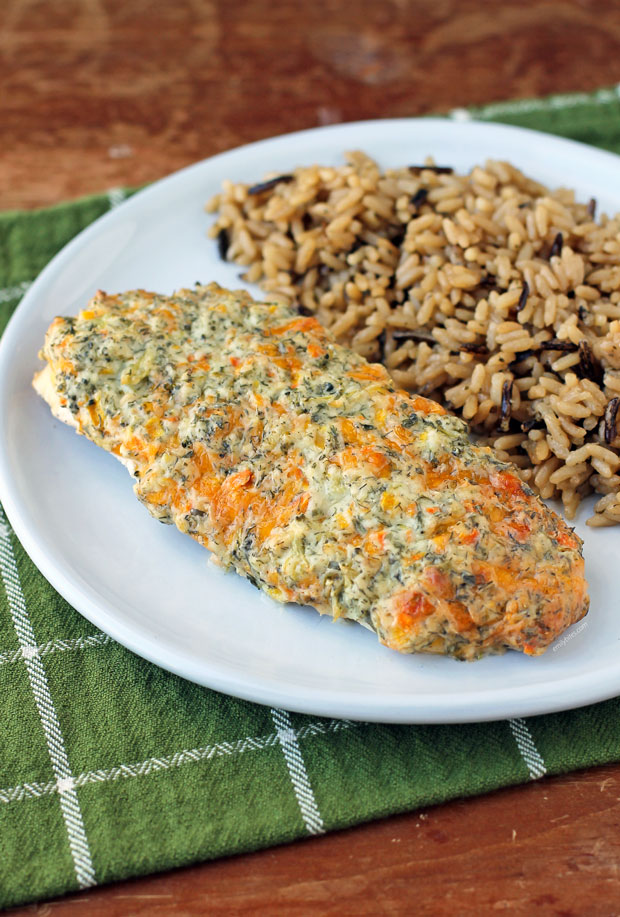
[10,765,620,916]
[5,0,620,208]
[5,0,620,913]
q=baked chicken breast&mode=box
[34,283,588,659]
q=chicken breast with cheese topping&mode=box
[34,283,589,659]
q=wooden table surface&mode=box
[5,0,620,913]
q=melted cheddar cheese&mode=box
[35,283,589,659]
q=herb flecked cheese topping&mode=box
[35,283,589,660]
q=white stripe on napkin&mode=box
[271,707,325,836]
[509,717,547,780]
[0,718,356,805]
[0,509,96,888]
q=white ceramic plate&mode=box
[1,118,619,723]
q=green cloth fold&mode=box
[2,86,620,910]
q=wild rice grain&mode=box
[516,282,530,313]
[217,228,229,260]
[247,175,294,195]
[605,397,620,444]
[499,379,514,432]
[409,164,454,175]
[411,188,429,210]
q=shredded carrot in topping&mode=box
[86,403,105,432]
[59,358,76,375]
[144,417,163,438]
[256,342,280,358]
[187,355,211,372]
[459,529,479,545]
[272,353,302,374]
[335,446,391,477]
[340,418,361,444]
[424,463,454,490]
[556,529,580,549]
[385,424,413,449]
[374,408,387,426]
[255,486,310,541]
[364,529,387,555]
[490,470,525,499]
[430,532,450,553]
[211,469,255,535]
[505,520,531,542]
[144,478,184,509]
[396,591,435,626]
[472,560,520,592]
[403,552,424,565]
[421,566,454,600]
[347,364,387,382]
[445,601,476,634]
[408,394,447,416]
[122,435,159,464]
[380,491,396,511]
[266,317,324,337]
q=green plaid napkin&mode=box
[4,86,620,910]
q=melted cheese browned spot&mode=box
[34,283,589,660]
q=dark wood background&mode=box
[5,0,620,913]
[7,0,620,211]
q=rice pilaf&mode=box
[206,152,620,526]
